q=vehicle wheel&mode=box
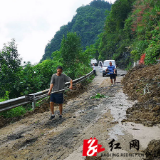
[102,74,105,77]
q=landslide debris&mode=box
[144,140,160,160]
[122,63,160,126]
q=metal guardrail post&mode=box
[32,94,36,110]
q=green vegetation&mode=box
[96,0,160,68]
[130,0,160,64]
[0,106,28,118]
[0,91,9,102]
[91,93,107,99]
[41,0,112,61]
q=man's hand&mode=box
[48,90,51,96]
[69,85,73,90]
[69,79,73,90]
[48,84,53,95]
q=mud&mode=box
[122,63,160,126]
[144,140,160,160]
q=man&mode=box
[48,66,73,120]
[92,63,97,76]
[105,61,116,86]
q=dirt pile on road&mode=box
[144,140,160,160]
[122,63,160,126]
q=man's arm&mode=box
[48,75,54,95]
[113,66,116,74]
[105,67,108,72]
[69,79,73,90]
[64,74,73,90]
[48,84,53,95]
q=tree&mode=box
[0,39,22,98]
[60,32,82,79]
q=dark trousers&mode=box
[93,70,97,76]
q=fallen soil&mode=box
[122,63,160,160]
[144,140,160,160]
[122,63,160,127]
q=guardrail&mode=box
[0,71,93,112]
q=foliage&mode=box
[0,39,22,98]
[60,32,93,79]
[96,0,160,68]
[90,93,107,99]
[97,0,135,68]
[0,106,27,118]
[130,0,160,64]
[41,0,112,61]
[0,91,9,102]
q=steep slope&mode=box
[97,0,160,68]
[41,0,111,61]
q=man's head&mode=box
[109,61,112,66]
[93,63,95,66]
[57,66,63,76]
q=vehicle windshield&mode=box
[103,61,115,67]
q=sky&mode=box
[0,0,116,65]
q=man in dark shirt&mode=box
[105,61,116,86]
[48,66,73,120]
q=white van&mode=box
[102,60,117,77]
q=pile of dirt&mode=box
[144,140,160,160]
[122,63,160,126]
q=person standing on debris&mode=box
[48,66,73,120]
[105,61,116,86]
[92,63,97,76]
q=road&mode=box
[0,67,160,160]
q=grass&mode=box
[0,105,33,118]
